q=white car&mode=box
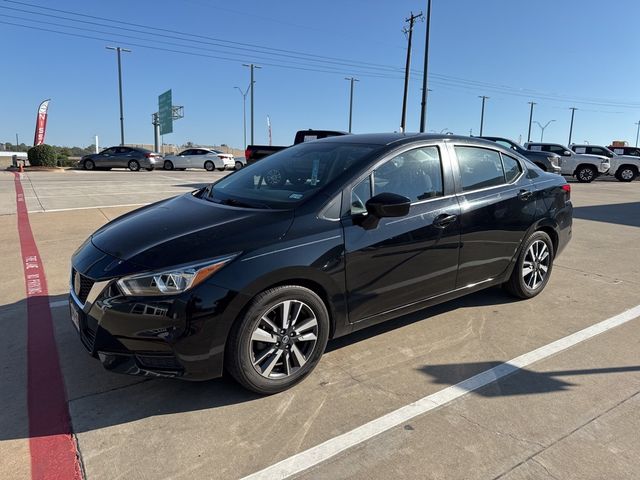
[571,144,640,182]
[525,142,610,183]
[163,148,235,171]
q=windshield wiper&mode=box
[222,198,271,209]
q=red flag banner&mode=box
[33,99,51,146]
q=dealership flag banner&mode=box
[33,99,51,146]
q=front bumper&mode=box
[69,242,244,380]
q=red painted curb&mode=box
[13,172,82,480]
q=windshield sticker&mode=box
[310,158,320,186]
[289,193,303,199]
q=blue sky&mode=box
[2,0,640,149]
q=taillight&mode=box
[562,183,571,200]
[245,148,251,160]
[145,153,152,158]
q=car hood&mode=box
[90,193,294,269]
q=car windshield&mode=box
[207,141,378,209]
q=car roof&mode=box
[315,132,497,148]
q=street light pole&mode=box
[344,77,359,133]
[568,107,577,145]
[527,101,536,142]
[106,46,131,145]
[634,121,640,147]
[234,85,250,149]
[419,0,432,132]
[534,120,555,142]
[242,64,262,145]
[478,95,489,136]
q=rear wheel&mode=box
[226,286,329,394]
[128,160,140,172]
[84,159,95,170]
[615,166,637,182]
[504,231,554,299]
[575,165,596,183]
[204,160,215,171]
[163,160,174,170]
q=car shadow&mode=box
[573,201,640,228]
[417,361,640,397]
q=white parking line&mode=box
[242,304,640,480]
[28,203,150,213]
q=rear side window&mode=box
[501,154,522,183]
[455,147,505,191]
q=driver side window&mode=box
[350,146,443,215]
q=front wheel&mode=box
[226,286,330,394]
[504,231,554,299]
[575,165,596,183]
[84,159,95,170]
[128,160,140,172]
[235,161,243,170]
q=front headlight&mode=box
[547,156,559,166]
[117,254,238,296]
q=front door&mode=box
[342,145,461,323]
[451,145,536,287]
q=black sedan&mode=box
[81,146,161,171]
[70,134,572,394]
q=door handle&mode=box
[518,189,533,201]
[433,213,457,228]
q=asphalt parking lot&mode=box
[1,169,639,480]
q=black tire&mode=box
[84,159,95,170]
[128,160,140,172]
[235,161,243,170]
[575,165,596,183]
[226,285,330,394]
[615,166,637,182]
[204,160,215,171]
[504,231,554,299]
[163,160,174,170]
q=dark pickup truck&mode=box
[244,129,348,165]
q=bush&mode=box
[56,157,79,167]
[28,144,56,167]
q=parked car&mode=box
[608,145,640,157]
[244,129,348,165]
[162,148,235,171]
[525,142,610,182]
[69,133,572,394]
[81,146,160,171]
[571,144,640,182]
[480,136,561,173]
[234,156,246,170]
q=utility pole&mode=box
[568,107,577,145]
[534,120,555,142]
[15,133,19,148]
[234,85,250,149]
[478,95,489,136]
[400,11,423,132]
[106,46,131,145]
[635,120,640,147]
[242,63,262,145]
[527,101,536,142]
[419,0,432,132]
[344,77,359,133]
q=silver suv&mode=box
[525,142,610,183]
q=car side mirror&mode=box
[356,192,411,230]
[563,151,572,156]
[366,192,411,218]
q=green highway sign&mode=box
[158,89,173,135]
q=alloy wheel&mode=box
[522,239,550,290]
[578,168,594,182]
[249,300,319,379]
[620,168,634,181]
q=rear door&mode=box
[449,144,536,288]
[342,144,461,323]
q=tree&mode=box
[27,144,56,167]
